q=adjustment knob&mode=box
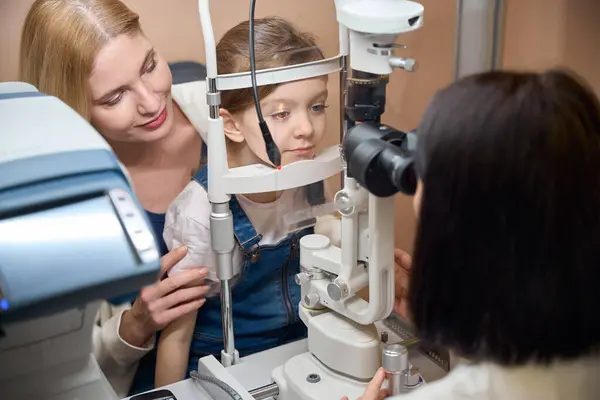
[300,234,331,250]
[382,344,409,396]
[295,272,310,286]
[389,57,417,72]
[327,281,349,301]
[402,367,423,389]
[304,293,320,307]
[382,344,408,373]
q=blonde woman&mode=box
[20,0,213,396]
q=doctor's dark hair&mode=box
[216,17,325,114]
[410,69,600,365]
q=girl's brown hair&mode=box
[216,17,325,114]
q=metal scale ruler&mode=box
[382,313,451,372]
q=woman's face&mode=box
[88,33,174,143]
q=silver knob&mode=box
[304,293,320,307]
[382,344,408,396]
[382,344,408,372]
[389,57,417,72]
[401,367,423,389]
[295,272,310,286]
[327,281,348,301]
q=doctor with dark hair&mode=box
[356,68,600,400]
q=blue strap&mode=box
[192,166,262,250]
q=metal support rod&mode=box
[454,0,505,80]
[220,279,235,363]
[210,201,238,366]
[249,383,280,400]
[340,54,349,144]
[340,54,349,188]
[207,73,236,369]
[207,78,219,119]
[491,0,505,69]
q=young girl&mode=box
[157,17,333,386]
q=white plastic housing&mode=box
[336,0,424,35]
[221,146,342,195]
[336,0,424,74]
[349,32,398,75]
[0,303,118,400]
[299,194,396,326]
[301,307,380,380]
[273,352,368,400]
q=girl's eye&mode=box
[311,104,329,113]
[272,111,290,120]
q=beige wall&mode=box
[501,0,566,71]
[0,0,457,251]
[502,0,600,93]
[11,1,600,252]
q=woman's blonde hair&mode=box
[20,0,142,120]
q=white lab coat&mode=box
[393,356,600,400]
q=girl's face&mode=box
[221,77,329,167]
[88,33,174,144]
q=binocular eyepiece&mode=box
[342,122,418,197]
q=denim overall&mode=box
[186,165,312,373]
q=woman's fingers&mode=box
[341,368,388,400]
[154,267,208,299]
[359,368,387,400]
[394,248,412,272]
[159,245,189,276]
[153,298,207,327]
[137,268,206,309]
[149,284,211,315]
[394,264,410,301]
[394,297,410,320]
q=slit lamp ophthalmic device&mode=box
[195,0,423,399]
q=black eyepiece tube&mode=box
[342,122,417,197]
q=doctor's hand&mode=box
[119,245,210,347]
[342,368,388,400]
[393,248,412,320]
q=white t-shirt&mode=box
[395,356,600,400]
[163,181,316,294]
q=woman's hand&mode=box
[342,368,388,400]
[393,248,412,320]
[119,245,210,347]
